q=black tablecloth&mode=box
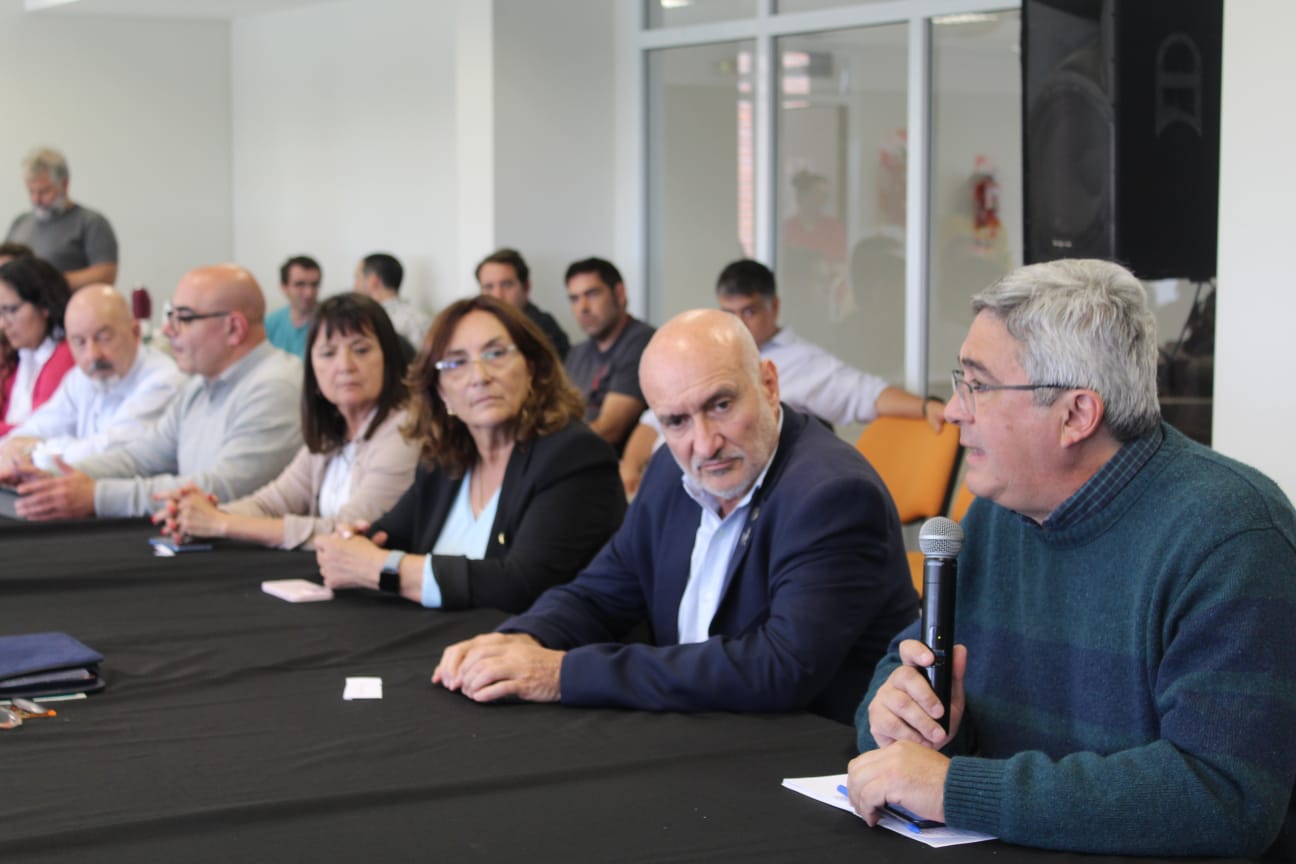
[0,520,1251,863]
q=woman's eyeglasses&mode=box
[434,344,520,381]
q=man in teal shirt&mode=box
[265,255,321,357]
[845,258,1296,858]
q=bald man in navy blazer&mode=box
[434,309,916,723]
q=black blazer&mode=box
[501,407,917,723]
[371,421,626,613]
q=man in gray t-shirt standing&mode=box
[6,147,118,290]
[563,257,654,457]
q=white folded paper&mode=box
[781,774,995,848]
[343,677,383,700]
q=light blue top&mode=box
[420,467,499,608]
[674,412,782,643]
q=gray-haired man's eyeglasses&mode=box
[950,369,1071,416]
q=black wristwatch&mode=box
[379,550,405,593]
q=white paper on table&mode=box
[262,578,335,603]
[781,773,996,848]
[343,676,383,700]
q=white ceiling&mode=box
[23,0,336,20]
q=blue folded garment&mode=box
[0,632,104,697]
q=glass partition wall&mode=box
[928,11,1022,398]
[647,40,757,320]
[776,23,909,392]
[641,1,1023,414]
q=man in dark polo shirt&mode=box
[562,257,654,456]
[6,147,117,290]
[475,247,569,360]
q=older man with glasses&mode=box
[0,284,185,480]
[843,259,1296,859]
[14,264,302,520]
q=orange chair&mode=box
[854,416,962,525]
[906,550,925,594]
[908,482,975,593]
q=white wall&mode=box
[230,0,461,314]
[1214,1,1296,501]
[2,0,623,329]
[493,0,616,322]
[456,0,495,300]
[230,0,617,321]
[0,3,232,303]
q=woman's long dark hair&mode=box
[0,256,70,341]
[301,293,410,454]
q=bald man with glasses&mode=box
[15,264,302,520]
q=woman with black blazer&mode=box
[315,295,625,613]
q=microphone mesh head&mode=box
[919,516,963,558]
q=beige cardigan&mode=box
[224,408,419,550]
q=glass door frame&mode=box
[633,0,1019,394]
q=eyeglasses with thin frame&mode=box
[950,368,1071,417]
[163,302,230,327]
[434,344,520,381]
[0,697,55,730]
[0,300,28,321]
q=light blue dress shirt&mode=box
[675,414,782,643]
[420,467,499,608]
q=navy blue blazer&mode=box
[500,406,918,723]
[372,421,625,613]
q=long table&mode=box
[0,519,1252,863]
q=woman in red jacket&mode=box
[0,257,74,436]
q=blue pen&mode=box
[837,785,926,834]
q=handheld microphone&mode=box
[918,516,962,732]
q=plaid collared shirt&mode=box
[1039,424,1165,531]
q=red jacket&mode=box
[0,340,75,436]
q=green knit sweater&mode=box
[857,425,1296,858]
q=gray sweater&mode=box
[77,342,303,517]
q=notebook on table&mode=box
[0,632,105,698]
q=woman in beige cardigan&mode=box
[154,293,419,549]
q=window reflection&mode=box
[647,41,757,319]
[776,24,908,407]
[645,0,755,29]
[778,0,894,12]
[928,11,1023,397]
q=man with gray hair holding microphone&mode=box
[845,259,1296,859]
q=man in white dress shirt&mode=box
[619,259,944,493]
[0,285,184,480]
[354,252,429,350]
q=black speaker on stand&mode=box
[1022,0,1223,280]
